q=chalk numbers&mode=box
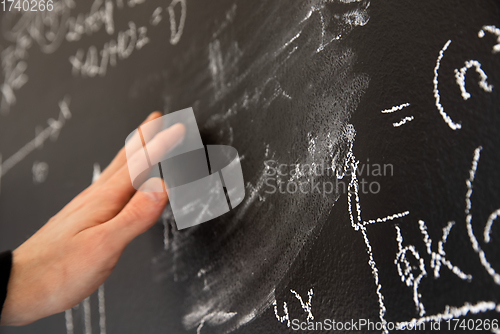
[1,0,53,11]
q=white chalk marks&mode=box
[92,163,102,183]
[362,211,409,226]
[83,297,92,334]
[465,147,500,285]
[394,219,473,317]
[395,225,427,316]
[342,120,500,331]
[396,301,500,330]
[195,312,237,334]
[454,60,493,100]
[98,285,107,334]
[380,103,414,128]
[32,161,49,184]
[418,220,472,281]
[65,165,106,334]
[69,0,187,77]
[0,48,29,115]
[393,116,414,127]
[0,97,71,179]
[150,7,163,26]
[478,25,500,54]
[345,125,396,333]
[380,102,410,114]
[484,209,500,244]
[432,29,497,130]
[433,40,462,130]
[167,0,187,45]
[70,22,150,78]
[273,299,291,328]
[274,288,314,327]
[389,146,500,329]
[291,288,314,322]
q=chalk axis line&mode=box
[65,163,106,334]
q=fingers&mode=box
[93,112,163,187]
[110,122,186,195]
[100,178,169,248]
[88,123,186,221]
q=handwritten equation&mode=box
[273,24,500,333]
[0,0,187,114]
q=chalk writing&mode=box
[66,0,115,42]
[98,285,106,334]
[418,220,472,281]
[454,60,493,101]
[395,225,427,316]
[274,288,314,327]
[478,25,500,54]
[465,147,500,285]
[380,103,410,114]
[70,22,149,77]
[273,299,290,327]
[2,0,184,113]
[32,161,49,184]
[433,40,462,130]
[65,164,106,334]
[352,142,500,331]
[150,7,163,26]
[484,209,500,244]
[291,288,314,321]
[363,211,410,226]
[0,96,71,178]
[167,0,186,45]
[2,0,74,54]
[64,308,74,334]
[0,46,29,114]
[393,116,414,127]
[83,297,92,334]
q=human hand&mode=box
[0,112,185,326]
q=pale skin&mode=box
[0,112,186,326]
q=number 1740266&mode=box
[1,0,53,11]
[446,319,498,331]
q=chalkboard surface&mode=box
[1,0,499,333]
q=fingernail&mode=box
[139,178,165,202]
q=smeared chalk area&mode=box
[158,0,370,332]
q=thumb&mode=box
[103,178,168,248]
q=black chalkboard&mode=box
[1,0,499,333]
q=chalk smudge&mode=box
[158,0,371,332]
